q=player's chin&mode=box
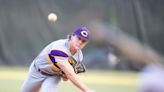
[74,46,81,51]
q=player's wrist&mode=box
[62,76,68,81]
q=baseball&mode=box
[48,13,57,22]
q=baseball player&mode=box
[138,64,164,92]
[20,26,95,92]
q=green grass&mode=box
[0,67,138,92]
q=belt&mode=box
[33,63,56,76]
[38,68,55,76]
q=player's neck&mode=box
[67,41,77,55]
[69,47,77,55]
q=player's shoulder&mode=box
[78,50,83,61]
[78,50,83,57]
[51,39,67,45]
[50,39,67,49]
[49,39,70,56]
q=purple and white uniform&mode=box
[21,39,83,92]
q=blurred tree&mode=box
[0,0,163,68]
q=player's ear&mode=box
[67,34,72,41]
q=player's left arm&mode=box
[56,60,91,92]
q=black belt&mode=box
[38,68,55,76]
[33,63,55,76]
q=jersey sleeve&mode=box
[47,49,69,72]
[48,49,69,63]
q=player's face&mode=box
[70,35,88,51]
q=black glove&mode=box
[74,62,86,74]
[69,56,86,74]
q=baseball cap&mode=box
[73,26,90,41]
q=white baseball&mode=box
[48,13,57,22]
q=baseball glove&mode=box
[74,62,86,74]
[69,56,86,74]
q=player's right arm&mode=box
[57,60,95,92]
